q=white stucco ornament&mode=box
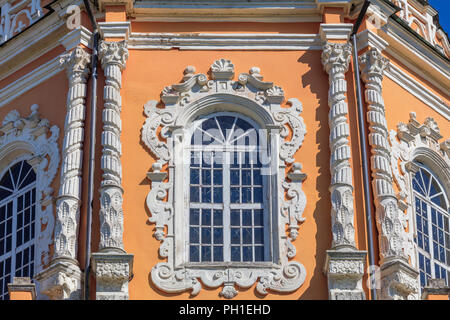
[142,59,308,298]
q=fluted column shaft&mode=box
[322,43,356,249]
[92,40,133,300]
[34,47,90,300]
[359,49,405,262]
[98,40,128,252]
[360,48,418,300]
[54,47,91,260]
[322,42,366,300]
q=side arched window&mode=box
[412,163,450,290]
[0,160,37,300]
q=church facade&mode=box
[0,0,449,300]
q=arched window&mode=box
[143,60,307,298]
[187,113,269,263]
[0,160,37,300]
[412,163,450,291]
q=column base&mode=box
[34,258,83,300]
[378,258,419,300]
[324,248,367,300]
[91,251,134,300]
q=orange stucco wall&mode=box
[1,3,449,300]
[120,47,334,299]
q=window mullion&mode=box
[11,198,17,278]
[223,151,231,262]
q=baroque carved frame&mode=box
[389,112,450,297]
[141,59,308,298]
[0,105,60,285]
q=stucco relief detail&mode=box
[142,60,307,298]
[53,46,90,260]
[389,112,449,298]
[0,105,60,271]
[98,40,128,251]
[360,48,419,300]
[322,42,356,249]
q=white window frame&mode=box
[0,159,37,299]
[184,112,271,265]
[0,105,60,299]
[142,59,308,298]
[389,113,450,299]
[411,164,450,293]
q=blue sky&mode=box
[429,0,450,34]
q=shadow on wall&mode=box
[297,50,331,300]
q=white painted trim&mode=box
[98,22,131,40]
[0,56,63,108]
[385,62,450,121]
[319,23,353,41]
[128,32,322,50]
[58,26,93,50]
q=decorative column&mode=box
[321,42,367,300]
[91,40,133,300]
[359,48,418,300]
[35,47,90,300]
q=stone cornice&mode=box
[128,32,323,50]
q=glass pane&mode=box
[201,209,211,225]
[190,169,199,184]
[230,188,240,203]
[190,209,199,225]
[190,246,199,262]
[201,228,211,244]
[231,246,240,262]
[202,169,211,185]
[213,170,222,185]
[241,187,251,203]
[231,228,240,244]
[242,170,251,185]
[254,228,264,244]
[213,246,223,262]
[231,210,240,226]
[190,227,199,243]
[213,187,222,203]
[242,228,252,244]
[255,246,264,262]
[242,210,252,226]
[201,187,211,203]
[243,246,252,262]
[190,187,199,202]
[213,210,222,226]
[213,228,223,244]
[201,246,211,262]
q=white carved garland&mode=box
[142,59,308,298]
[389,112,450,273]
[0,104,60,276]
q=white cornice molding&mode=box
[319,23,353,41]
[384,62,450,121]
[0,56,63,108]
[98,21,131,40]
[128,32,322,50]
[131,0,321,22]
[357,30,449,121]
[380,18,450,84]
[356,29,388,52]
[58,26,93,50]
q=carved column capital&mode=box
[359,48,389,83]
[321,42,352,75]
[99,40,129,71]
[59,46,91,83]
